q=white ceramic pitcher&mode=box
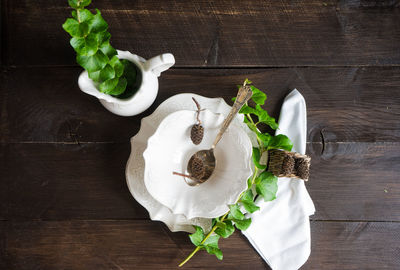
[78,50,175,116]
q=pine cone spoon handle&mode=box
[212,85,253,148]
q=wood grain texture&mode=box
[4,0,400,67]
[1,66,399,143]
[1,142,399,221]
[1,220,399,270]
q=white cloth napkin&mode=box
[243,89,315,270]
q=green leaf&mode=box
[62,18,88,37]
[89,9,108,33]
[189,226,204,246]
[252,147,267,170]
[239,104,257,115]
[110,56,124,77]
[255,105,279,130]
[72,10,78,20]
[99,77,119,94]
[233,218,252,231]
[215,220,235,238]
[88,70,100,81]
[99,41,117,58]
[70,34,98,56]
[215,221,226,231]
[77,9,93,22]
[79,0,92,8]
[121,59,137,85]
[244,78,252,85]
[203,234,219,248]
[250,85,267,105]
[204,246,223,260]
[99,64,115,82]
[228,204,244,220]
[109,77,127,96]
[202,234,223,260]
[68,0,91,8]
[240,189,260,213]
[68,0,79,8]
[257,132,271,147]
[255,171,278,202]
[94,31,111,45]
[76,50,108,72]
[268,134,293,151]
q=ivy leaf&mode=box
[244,78,252,85]
[72,10,78,20]
[250,85,267,105]
[240,189,260,213]
[77,9,94,22]
[99,64,115,82]
[99,77,119,93]
[189,226,204,246]
[110,56,124,77]
[121,59,138,85]
[268,134,293,151]
[70,34,98,56]
[88,70,100,81]
[228,204,244,220]
[255,171,278,202]
[257,132,271,147]
[89,9,108,33]
[255,105,278,130]
[239,104,257,115]
[76,50,108,72]
[79,0,92,8]
[68,0,91,8]
[215,221,226,231]
[99,41,117,58]
[233,218,252,231]
[62,18,88,37]
[215,220,235,238]
[202,235,223,260]
[109,77,127,96]
[252,147,267,170]
[94,31,111,45]
[68,0,80,8]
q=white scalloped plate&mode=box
[125,93,257,232]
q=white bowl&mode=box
[125,93,257,233]
[143,109,253,219]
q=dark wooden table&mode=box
[1,1,400,269]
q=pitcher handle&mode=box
[144,53,175,77]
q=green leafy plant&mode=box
[179,79,293,267]
[62,0,138,97]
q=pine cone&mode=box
[190,124,204,145]
[296,159,310,180]
[281,155,295,175]
[188,156,205,179]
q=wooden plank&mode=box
[0,142,148,220]
[5,0,400,67]
[1,66,400,143]
[1,220,399,269]
[1,142,399,221]
[309,142,400,221]
[0,0,5,66]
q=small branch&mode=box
[192,97,202,124]
[173,171,192,178]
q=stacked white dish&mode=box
[125,94,256,233]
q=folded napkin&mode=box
[243,89,315,270]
